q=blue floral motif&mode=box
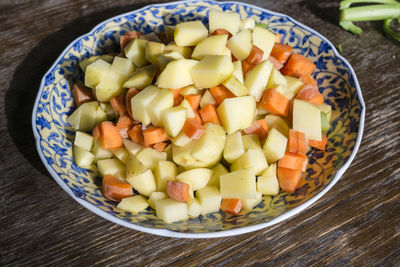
[32,0,364,235]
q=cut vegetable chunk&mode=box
[260,88,290,116]
[278,152,308,172]
[277,167,302,193]
[209,85,235,106]
[220,168,257,199]
[182,118,205,139]
[220,199,242,215]
[281,53,316,78]
[309,133,327,151]
[292,99,322,141]
[246,45,264,65]
[199,104,220,125]
[197,186,222,214]
[209,10,241,35]
[257,163,279,195]
[174,21,208,46]
[263,128,288,164]
[223,131,245,163]
[71,81,94,107]
[156,198,188,223]
[143,127,169,146]
[244,119,269,141]
[117,195,149,213]
[166,181,190,202]
[296,84,324,106]
[102,174,133,202]
[99,121,123,149]
[270,43,292,64]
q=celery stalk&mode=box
[341,4,400,21]
[340,20,364,35]
[383,18,400,41]
[340,0,398,9]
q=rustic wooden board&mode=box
[1,0,399,265]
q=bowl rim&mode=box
[31,0,366,238]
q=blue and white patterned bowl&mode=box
[32,0,365,238]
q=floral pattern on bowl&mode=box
[32,0,365,238]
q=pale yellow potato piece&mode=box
[67,101,99,131]
[131,85,160,125]
[220,168,257,199]
[285,76,305,97]
[161,106,187,137]
[117,195,149,213]
[154,160,177,192]
[148,192,168,210]
[74,131,93,151]
[199,90,216,108]
[230,148,268,175]
[179,85,201,96]
[111,147,130,164]
[223,131,245,163]
[84,59,111,88]
[244,60,273,101]
[240,18,255,31]
[242,134,262,151]
[171,131,192,147]
[92,139,113,161]
[145,41,165,65]
[226,29,253,60]
[174,21,208,46]
[207,163,229,187]
[187,198,202,218]
[217,96,256,134]
[123,65,158,90]
[148,88,174,126]
[136,148,167,170]
[126,169,157,197]
[156,198,188,223]
[79,55,113,72]
[190,55,233,89]
[264,114,290,137]
[180,99,195,119]
[252,26,276,59]
[95,70,125,101]
[191,34,228,60]
[197,186,222,215]
[263,128,288,164]
[209,10,241,35]
[124,38,148,67]
[176,168,213,190]
[257,163,279,195]
[293,99,322,141]
[123,139,144,156]
[232,60,244,83]
[110,56,135,78]
[241,191,262,210]
[74,145,95,167]
[267,67,287,89]
[222,75,248,97]
[157,59,198,89]
[97,158,125,177]
[164,42,193,59]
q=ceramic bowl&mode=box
[32,0,365,238]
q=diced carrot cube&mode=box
[278,152,308,172]
[270,43,293,64]
[182,118,205,139]
[166,181,190,202]
[295,84,324,105]
[261,88,290,116]
[212,28,232,39]
[110,95,127,115]
[184,94,202,110]
[281,53,316,78]
[209,85,235,106]
[71,81,94,107]
[99,121,123,149]
[199,104,220,125]
[246,45,264,66]
[102,174,133,202]
[128,124,144,145]
[143,127,169,146]
[277,167,302,193]
[244,119,269,141]
[309,133,327,151]
[220,199,242,215]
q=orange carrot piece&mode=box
[102,174,133,202]
[143,127,169,146]
[281,53,316,78]
[169,88,183,106]
[110,95,127,115]
[244,119,269,140]
[287,129,298,154]
[194,110,203,124]
[242,60,254,76]
[199,104,220,125]
[71,81,94,107]
[99,121,123,149]
[297,131,308,155]
[116,115,134,139]
[184,94,202,110]
[278,152,308,172]
[246,45,264,66]
[182,118,205,139]
[212,28,232,39]
[277,167,302,193]
[269,56,284,70]
[92,125,101,140]
[220,199,242,215]
[126,88,139,120]
[270,43,293,64]
[166,181,190,202]
[261,88,290,116]
[169,88,182,99]
[275,33,282,43]
[120,31,142,52]
[128,125,144,145]
[209,85,235,106]
[300,74,318,87]
[309,133,327,151]
[296,84,324,105]
[152,142,167,153]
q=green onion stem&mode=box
[383,18,400,41]
[341,4,400,21]
[340,0,398,10]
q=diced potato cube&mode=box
[156,51,183,70]
[276,85,295,100]
[197,186,222,215]
[165,42,193,59]
[199,90,216,108]
[230,149,268,175]
[227,29,253,60]
[123,139,144,155]
[95,70,125,101]
[263,128,288,163]
[192,34,228,60]
[92,139,113,161]
[154,160,177,192]
[97,158,125,177]
[293,99,322,141]
[242,134,262,151]
[126,169,157,197]
[171,131,192,147]
[99,102,116,120]
[179,85,201,96]
[187,198,202,218]
[123,65,158,89]
[74,145,95,167]
[285,76,304,97]
[148,192,168,210]
[264,114,290,137]
[148,88,174,126]
[252,26,276,59]
[267,67,287,89]
[67,101,98,131]
[161,106,187,137]
[190,55,233,89]
[79,55,113,72]
[240,18,255,30]
[174,21,208,46]
[157,59,198,89]
[131,85,160,125]
[95,105,108,125]
[257,163,279,195]
[176,168,212,190]
[125,155,147,177]
[209,10,241,35]
[241,191,262,210]
[110,56,135,78]
[156,198,188,223]
[145,41,165,65]
[232,60,244,84]
[111,147,130,164]
[74,131,93,151]
[217,96,256,134]
[124,38,148,67]
[136,148,167,170]
[222,75,248,97]
[207,163,229,187]
[180,99,195,119]
[223,131,245,163]
[220,168,257,199]
[244,60,274,101]
[117,195,149,213]
[84,59,111,88]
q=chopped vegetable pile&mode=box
[68,10,331,223]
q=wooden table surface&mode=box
[1,0,400,265]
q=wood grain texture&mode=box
[1,0,400,265]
